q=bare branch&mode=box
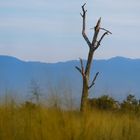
[75,58,85,77]
[75,66,82,74]
[81,3,86,14]
[100,28,112,34]
[81,3,91,48]
[91,18,101,48]
[90,27,112,34]
[94,29,112,50]
[88,72,99,89]
[80,13,83,17]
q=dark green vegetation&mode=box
[88,94,140,114]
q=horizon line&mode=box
[0,54,140,64]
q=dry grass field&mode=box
[0,100,140,140]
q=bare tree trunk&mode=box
[76,3,111,112]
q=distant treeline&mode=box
[88,94,140,114]
[20,93,140,115]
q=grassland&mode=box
[0,101,140,140]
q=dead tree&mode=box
[76,3,112,112]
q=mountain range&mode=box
[0,55,140,100]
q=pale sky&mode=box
[0,0,140,62]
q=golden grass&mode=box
[0,103,140,140]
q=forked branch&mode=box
[81,3,91,48]
[94,29,112,50]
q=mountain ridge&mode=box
[0,55,140,100]
[1,55,139,64]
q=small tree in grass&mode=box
[121,94,139,113]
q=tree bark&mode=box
[80,77,88,112]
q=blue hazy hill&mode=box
[0,55,140,99]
